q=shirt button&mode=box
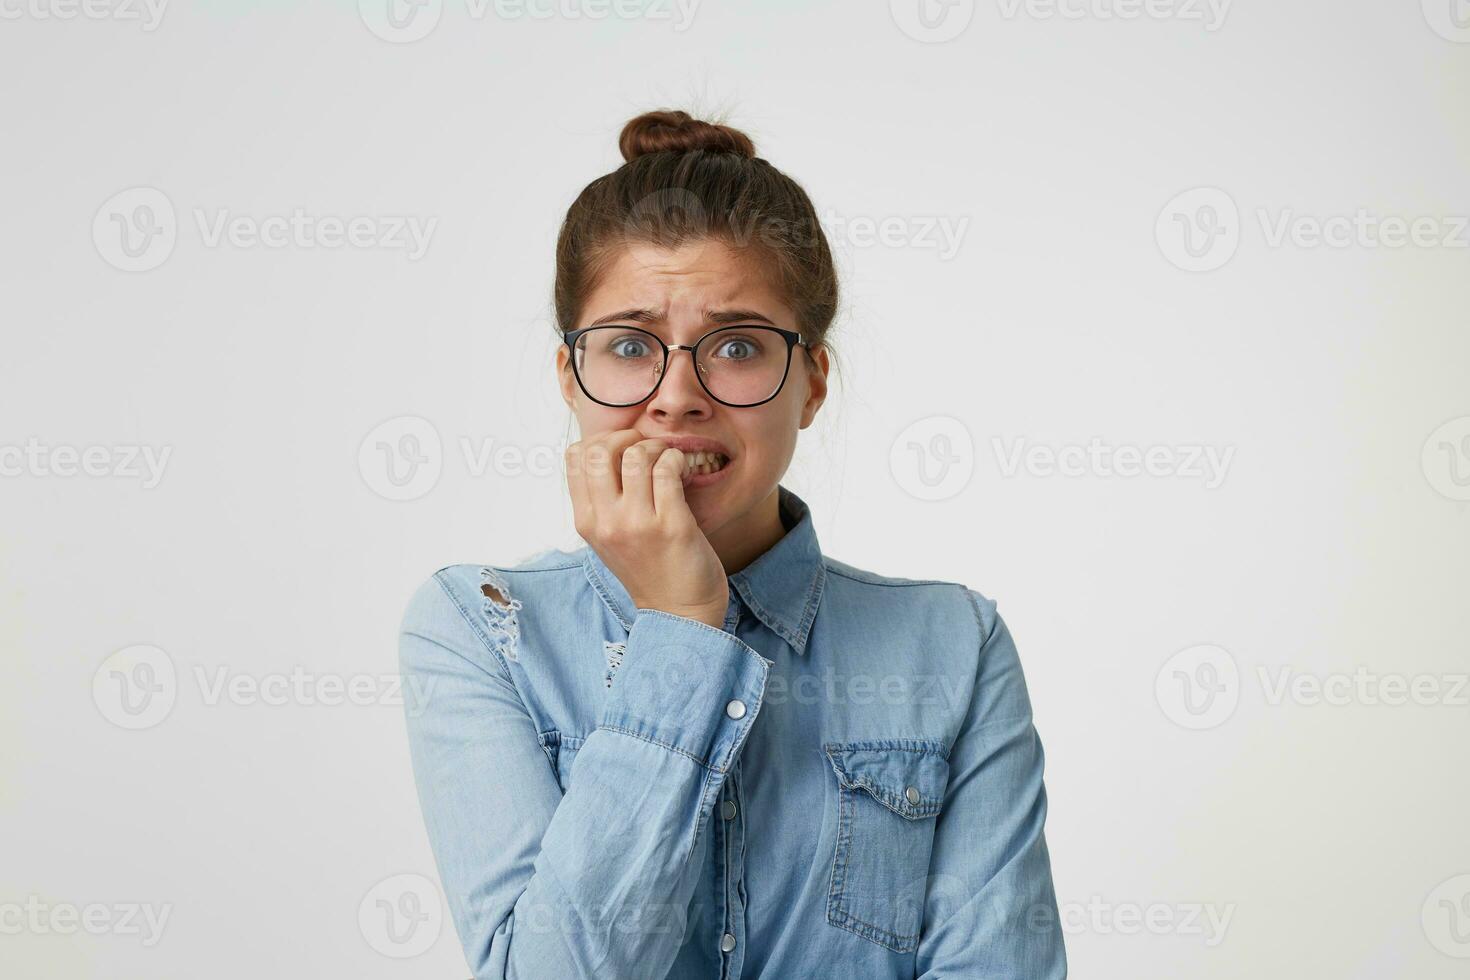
[721,799,737,820]
[905,786,920,805]
[720,932,737,952]
[725,699,747,720]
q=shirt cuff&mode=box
[600,607,772,772]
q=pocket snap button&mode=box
[905,785,920,805]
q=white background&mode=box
[2,0,1468,977]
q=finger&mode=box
[584,428,646,504]
[564,441,594,533]
[650,446,691,522]
[620,438,671,518]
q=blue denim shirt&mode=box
[399,484,1066,978]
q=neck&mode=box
[705,486,786,576]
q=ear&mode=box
[797,344,829,429]
[555,345,578,411]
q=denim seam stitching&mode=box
[823,739,952,814]
[826,780,852,929]
[686,764,719,865]
[585,559,634,632]
[634,607,773,668]
[824,567,958,588]
[720,777,734,956]
[963,585,996,648]
[597,724,715,771]
[797,558,827,646]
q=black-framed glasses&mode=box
[563,324,811,408]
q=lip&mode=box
[682,454,733,490]
[650,435,734,458]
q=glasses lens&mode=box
[572,326,664,405]
[695,327,790,406]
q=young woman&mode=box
[399,109,1067,979]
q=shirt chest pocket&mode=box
[822,740,951,953]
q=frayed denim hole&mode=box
[603,640,626,688]
[479,567,524,663]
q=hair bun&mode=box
[618,109,756,162]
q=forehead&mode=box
[583,240,792,321]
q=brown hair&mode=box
[553,109,838,361]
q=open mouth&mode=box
[681,450,730,480]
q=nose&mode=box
[646,345,713,420]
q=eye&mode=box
[606,334,655,358]
[710,332,765,361]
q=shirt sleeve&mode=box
[914,589,1068,978]
[398,570,770,979]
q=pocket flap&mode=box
[823,740,950,819]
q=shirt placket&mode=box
[718,764,748,978]
[718,585,749,979]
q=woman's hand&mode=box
[566,428,729,629]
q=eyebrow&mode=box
[587,308,778,328]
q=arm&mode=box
[399,571,769,979]
[914,590,1067,978]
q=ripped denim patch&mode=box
[479,566,524,662]
[603,640,626,688]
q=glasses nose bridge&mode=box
[657,342,705,382]
[646,341,711,415]
[650,340,710,409]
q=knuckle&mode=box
[584,448,610,477]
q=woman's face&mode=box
[556,238,828,536]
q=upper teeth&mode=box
[683,451,727,473]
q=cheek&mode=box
[733,413,799,466]
[574,407,635,440]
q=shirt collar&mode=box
[582,483,826,656]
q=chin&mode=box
[684,487,731,530]
[685,493,716,523]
